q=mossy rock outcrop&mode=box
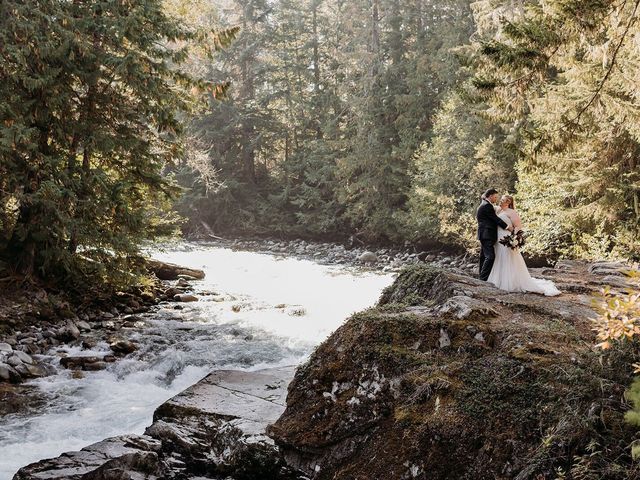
[268,261,640,479]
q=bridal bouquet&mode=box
[499,230,527,250]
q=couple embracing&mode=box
[477,189,560,296]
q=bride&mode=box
[487,195,561,296]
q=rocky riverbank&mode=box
[1,235,438,386]
[13,258,640,479]
[14,366,298,480]
[0,259,205,390]
[202,237,478,273]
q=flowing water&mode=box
[0,242,394,479]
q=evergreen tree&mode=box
[405,88,517,247]
[0,0,223,282]
[473,0,640,259]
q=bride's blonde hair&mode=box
[501,194,515,209]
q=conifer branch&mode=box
[567,0,640,128]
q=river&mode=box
[0,242,394,479]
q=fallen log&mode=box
[146,259,205,281]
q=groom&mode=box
[477,188,512,281]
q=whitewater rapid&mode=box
[0,242,394,479]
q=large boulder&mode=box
[13,435,164,480]
[14,367,302,480]
[267,262,640,480]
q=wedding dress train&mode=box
[487,212,560,296]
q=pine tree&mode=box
[0,0,220,282]
[405,88,517,247]
[472,0,640,259]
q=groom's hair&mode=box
[483,188,499,198]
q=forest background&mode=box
[1,0,639,286]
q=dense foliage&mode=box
[178,0,638,260]
[2,0,638,285]
[471,0,640,259]
[0,0,229,285]
[177,0,475,244]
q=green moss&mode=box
[456,356,545,430]
[378,264,442,306]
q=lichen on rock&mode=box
[268,261,640,479]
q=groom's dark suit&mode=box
[477,199,509,281]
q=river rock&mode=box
[164,287,182,298]
[174,294,198,302]
[13,350,34,365]
[7,355,24,367]
[146,259,205,281]
[13,434,164,480]
[0,342,13,353]
[76,320,92,332]
[60,356,111,371]
[110,339,137,355]
[0,363,22,383]
[358,251,378,263]
[15,367,300,479]
[56,321,81,341]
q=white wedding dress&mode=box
[487,211,561,296]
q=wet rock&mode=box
[15,367,299,479]
[110,339,137,355]
[0,363,22,383]
[164,287,182,298]
[20,363,45,378]
[56,321,81,341]
[147,366,297,478]
[176,278,190,287]
[76,320,92,332]
[174,294,198,302]
[13,434,164,480]
[13,350,34,364]
[177,274,199,281]
[7,355,24,367]
[60,356,110,371]
[84,361,108,371]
